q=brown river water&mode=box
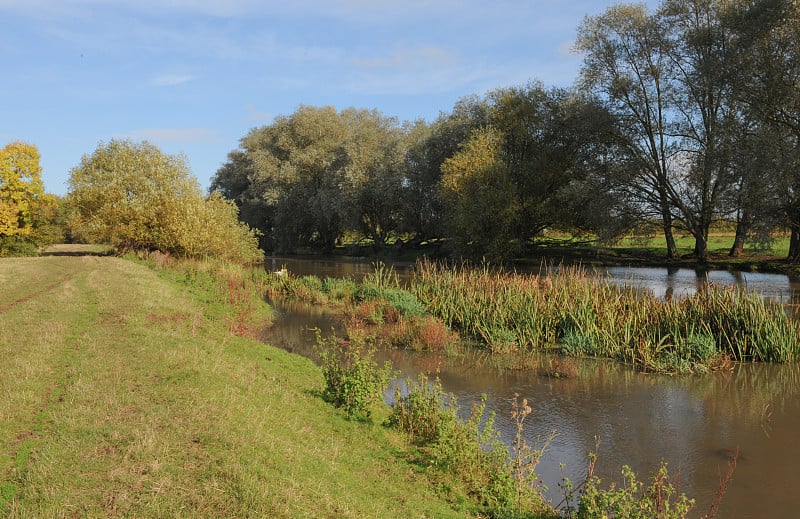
[263,257,800,517]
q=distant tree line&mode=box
[213,0,799,262]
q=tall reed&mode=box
[411,260,800,373]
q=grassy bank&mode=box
[0,255,475,517]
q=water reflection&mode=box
[263,301,800,518]
[601,266,800,305]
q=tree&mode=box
[659,0,742,260]
[68,139,262,262]
[577,4,682,258]
[217,106,349,253]
[488,83,630,243]
[340,108,409,248]
[726,0,800,260]
[0,141,44,238]
[401,96,492,241]
[214,105,417,253]
[441,127,522,260]
[438,84,630,260]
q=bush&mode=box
[0,236,39,257]
[68,140,263,263]
[388,375,554,516]
[388,374,449,444]
[575,462,695,519]
[316,331,394,420]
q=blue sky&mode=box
[2,0,655,196]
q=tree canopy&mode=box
[0,141,44,238]
[68,139,263,262]
[174,0,800,263]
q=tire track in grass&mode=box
[0,267,84,513]
[0,274,73,315]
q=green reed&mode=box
[411,260,800,373]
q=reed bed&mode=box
[411,260,800,373]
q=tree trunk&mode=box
[729,213,749,257]
[788,225,800,262]
[693,233,709,261]
[662,211,678,259]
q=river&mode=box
[262,258,800,517]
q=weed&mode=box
[316,330,394,420]
[388,377,556,517]
[575,462,695,518]
[510,393,553,515]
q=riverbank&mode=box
[0,255,474,517]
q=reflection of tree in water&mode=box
[687,363,800,426]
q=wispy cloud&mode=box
[351,46,455,71]
[244,104,273,123]
[120,128,219,144]
[151,74,194,86]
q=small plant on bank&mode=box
[575,461,695,519]
[316,330,394,420]
[388,376,557,517]
[387,372,456,445]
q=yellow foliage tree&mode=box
[68,139,263,263]
[441,127,521,260]
[0,141,44,237]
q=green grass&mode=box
[0,256,475,517]
[612,233,790,259]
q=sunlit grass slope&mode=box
[0,256,466,517]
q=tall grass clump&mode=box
[411,260,800,373]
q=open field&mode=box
[0,256,469,517]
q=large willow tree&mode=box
[68,139,262,263]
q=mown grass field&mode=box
[0,256,469,517]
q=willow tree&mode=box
[69,139,262,262]
[213,105,413,253]
[441,127,521,260]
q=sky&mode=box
[1,0,656,196]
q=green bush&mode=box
[321,277,357,302]
[0,236,39,257]
[387,373,456,445]
[316,331,394,420]
[575,462,695,519]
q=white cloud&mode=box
[120,128,219,144]
[151,74,194,86]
